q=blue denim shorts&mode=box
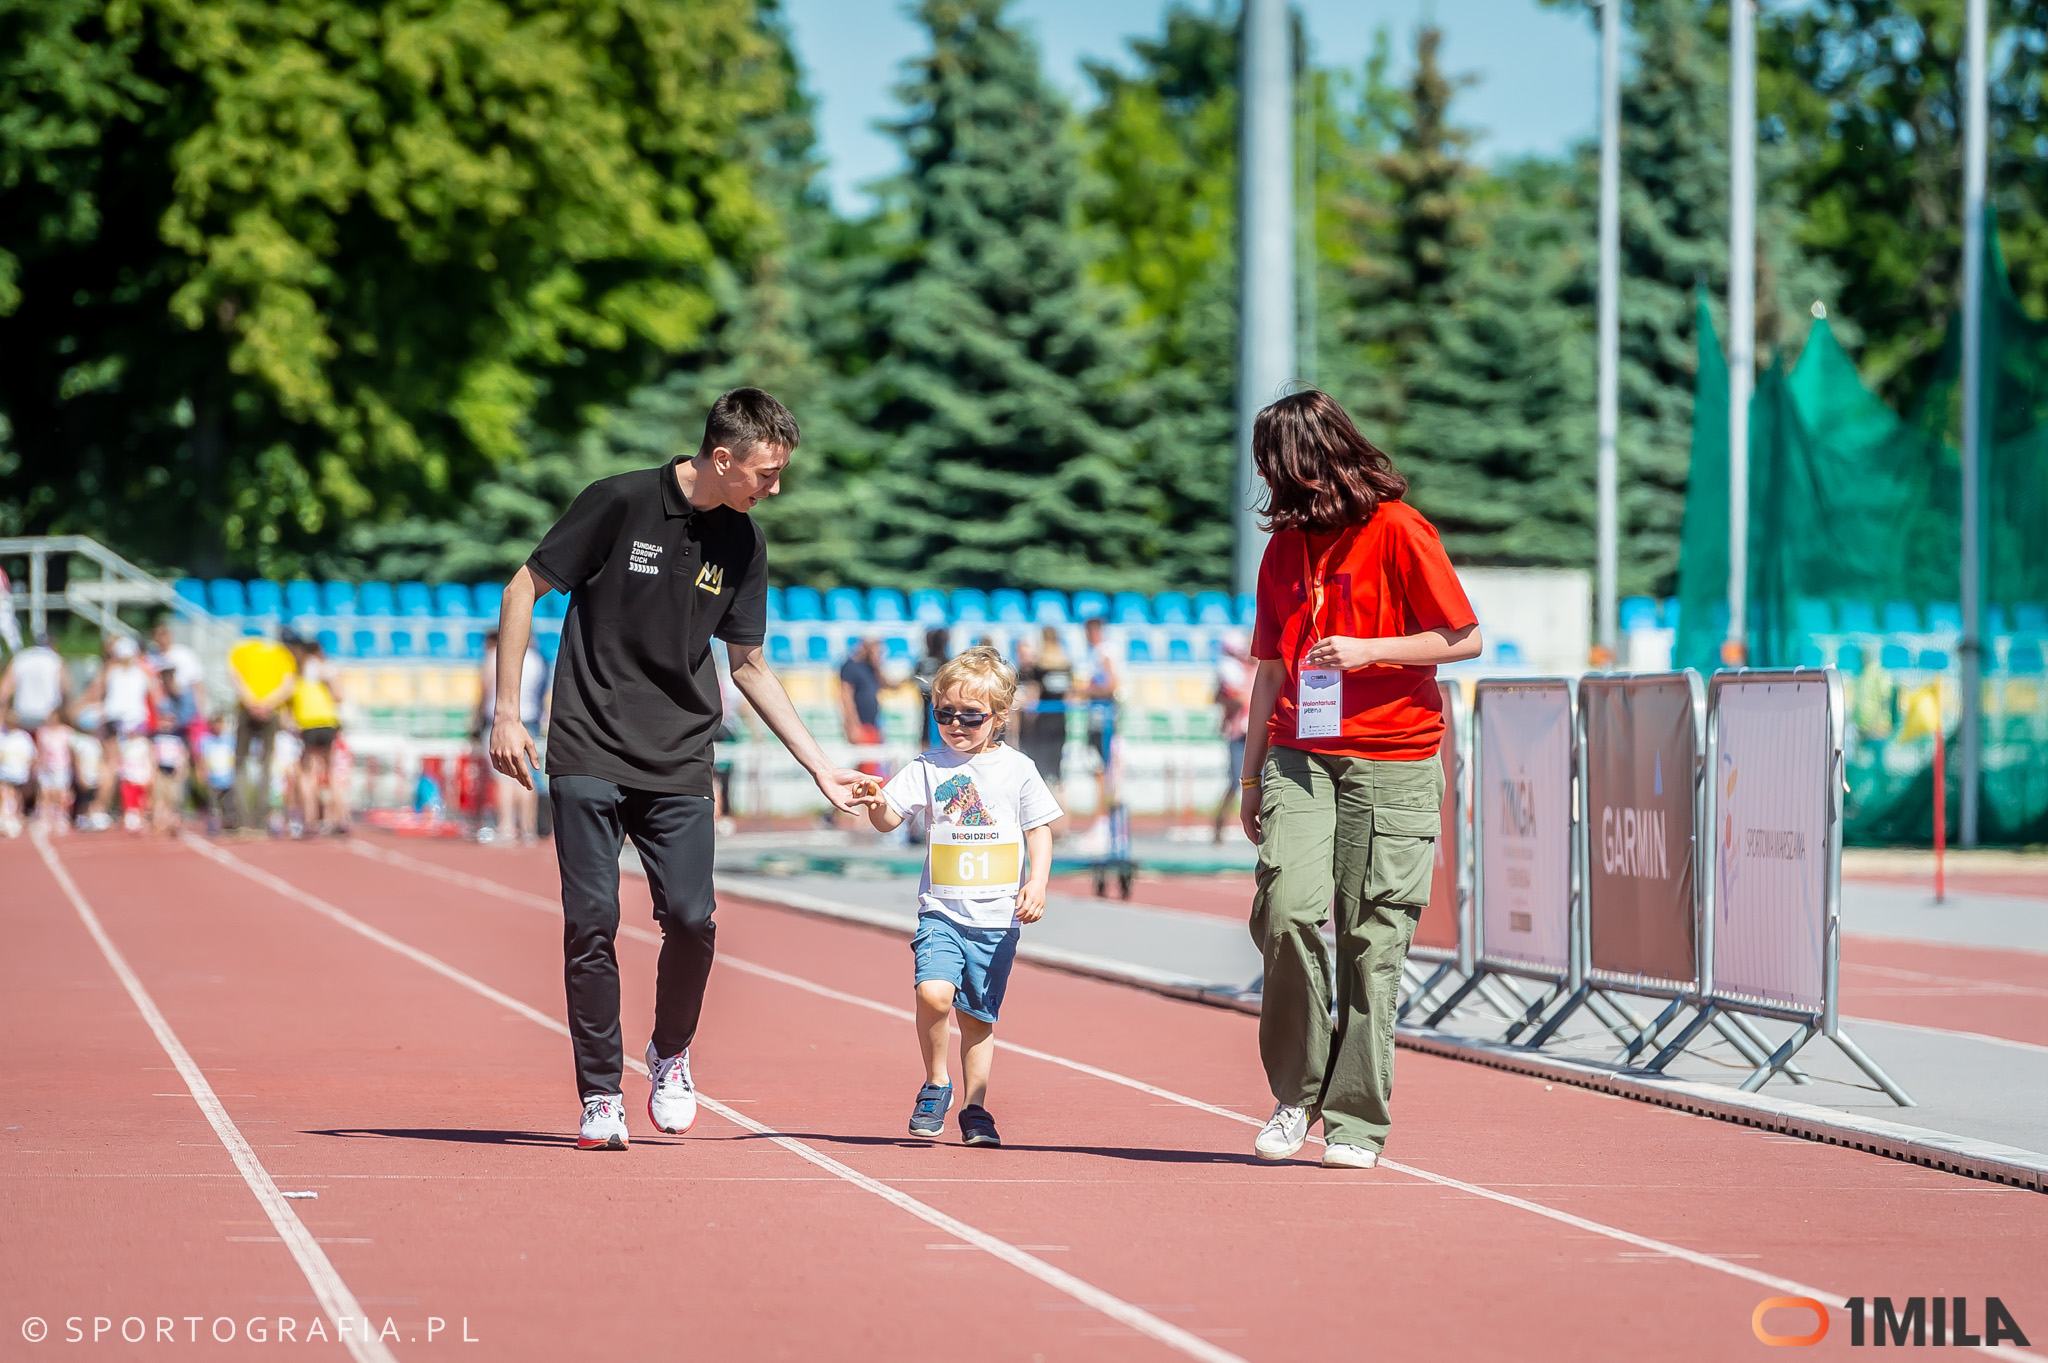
[912,913,1020,1023]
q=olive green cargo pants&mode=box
[1251,746,1443,1151]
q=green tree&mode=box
[0,0,787,574]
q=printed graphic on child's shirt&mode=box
[934,773,996,827]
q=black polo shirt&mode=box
[526,457,767,795]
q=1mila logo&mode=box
[695,563,724,596]
[1752,1296,2030,1347]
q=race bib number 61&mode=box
[929,825,1023,897]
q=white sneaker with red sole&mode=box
[578,1093,628,1151]
[645,1041,698,1135]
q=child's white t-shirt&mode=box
[882,744,1062,930]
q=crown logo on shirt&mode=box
[695,563,724,596]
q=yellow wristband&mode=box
[1239,776,1261,788]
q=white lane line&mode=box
[32,829,397,1363]
[344,841,2048,1360]
[197,837,1242,1363]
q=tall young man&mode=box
[489,388,867,1151]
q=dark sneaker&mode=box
[958,1104,1001,1147]
[908,1082,953,1137]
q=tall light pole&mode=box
[1726,0,1756,665]
[1959,0,1989,846]
[1596,0,1622,666]
[1236,0,1295,597]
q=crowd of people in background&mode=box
[0,619,351,839]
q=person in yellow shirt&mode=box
[288,635,347,835]
[227,631,297,831]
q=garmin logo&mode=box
[1600,806,1669,879]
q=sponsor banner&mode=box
[1477,682,1573,975]
[1712,677,1830,1010]
[1583,675,1698,986]
[1414,680,1460,954]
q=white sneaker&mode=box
[1321,1143,1379,1169]
[645,1041,698,1135]
[577,1093,628,1151]
[1254,1103,1311,1160]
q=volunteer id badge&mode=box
[928,824,1024,898]
[1297,668,1342,738]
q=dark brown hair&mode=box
[700,387,801,461]
[1252,389,1407,534]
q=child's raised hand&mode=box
[1014,880,1046,924]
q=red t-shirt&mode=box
[1250,501,1477,761]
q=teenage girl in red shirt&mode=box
[1238,390,1482,1169]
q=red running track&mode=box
[5,830,2046,1361]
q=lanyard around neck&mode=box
[1299,527,1349,662]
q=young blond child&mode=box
[861,646,1061,1146]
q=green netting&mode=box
[1676,214,2048,845]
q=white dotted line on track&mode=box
[191,836,1246,1363]
[340,838,2047,1362]
[32,828,397,1363]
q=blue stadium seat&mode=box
[465,633,485,661]
[285,580,321,618]
[950,590,990,623]
[2010,642,2044,675]
[434,583,472,617]
[1030,590,1070,625]
[1836,600,1877,633]
[910,589,949,624]
[536,632,561,664]
[1621,596,1663,632]
[1126,636,1154,663]
[1881,600,1921,634]
[1111,592,1151,625]
[396,581,433,617]
[426,630,452,658]
[782,586,823,621]
[805,632,831,663]
[1661,597,1680,630]
[531,588,568,619]
[2015,603,2048,633]
[471,582,502,622]
[174,579,209,612]
[1879,642,1912,669]
[765,586,784,621]
[316,629,341,656]
[1926,601,1962,634]
[1797,641,1825,668]
[1791,598,1832,635]
[1070,590,1109,622]
[351,629,377,658]
[358,582,395,616]
[1988,604,2011,637]
[869,589,909,622]
[1236,593,1256,627]
[1167,637,1194,663]
[1192,591,1233,626]
[1495,641,1525,666]
[884,636,911,660]
[389,630,417,657]
[1836,643,1865,674]
[768,636,794,665]
[1153,592,1192,626]
[990,589,1028,623]
[1917,649,1950,671]
[246,580,284,619]
[825,587,866,622]
[322,581,358,614]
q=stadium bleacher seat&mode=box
[471,582,502,622]
[207,579,245,618]
[465,633,485,661]
[1792,598,1833,635]
[1926,601,1963,634]
[1797,641,1825,667]
[805,633,831,663]
[1837,643,1865,674]
[1167,637,1194,663]
[782,586,823,621]
[1495,641,1524,665]
[910,589,949,624]
[536,632,561,664]
[1881,601,1921,634]
[951,590,990,623]
[769,636,794,665]
[884,636,911,660]
[1988,604,2011,637]
[2017,603,2048,633]
[1111,592,1151,625]
[1917,649,1950,671]
[1153,592,1192,626]
[1192,591,1233,626]
[1030,590,1070,625]
[1621,596,1663,632]
[2010,642,2044,674]
[536,589,570,619]
[285,580,320,618]
[434,583,472,617]
[317,629,341,656]
[396,582,432,617]
[323,581,358,614]
[1126,637,1154,663]
[1070,590,1109,622]
[765,586,785,621]
[1879,642,1913,669]
[390,630,417,657]
[1236,593,1256,627]
[1661,597,1680,629]
[359,582,395,616]
[870,589,909,622]
[991,589,1029,623]
[174,579,209,612]
[1836,600,1877,633]
[351,630,377,658]
[246,580,284,619]
[426,630,452,658]
[825,587,865,622]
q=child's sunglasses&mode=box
[933,707,992,729]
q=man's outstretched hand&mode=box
[814,767,876,816]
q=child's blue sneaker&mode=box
[908,1082,953,1137]
[958,1104,1001,1147]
